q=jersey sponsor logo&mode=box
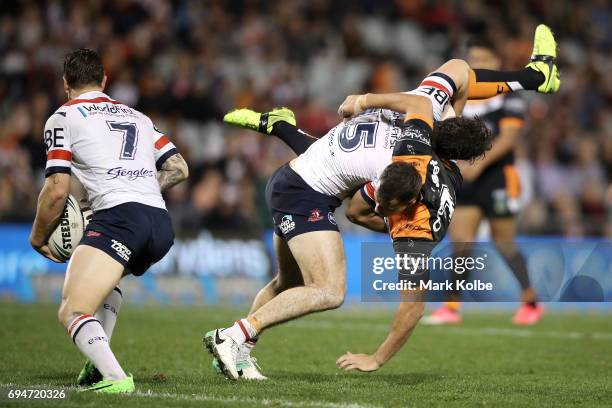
[110,239,132,262]
[432,184,455,232]
[307,209,324,222]
[328,212,337,226]
[106,167,155,181]
[81,103,135,115]
[430,160,440,187]
[279,215,296,235]
[400,126,430,146]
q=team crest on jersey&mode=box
[279,215,296,234]
[308,209,324,222]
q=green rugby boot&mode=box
[76,360,102,386]
[525,24,561,93]
[80,374,135,393]
[223,107,296,134]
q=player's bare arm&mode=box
[29,172,70,262]
[157,153,189,192]
[345,188,387,233]
[337,300,425,372]
[338,92,433,124]
[459,122,522,182]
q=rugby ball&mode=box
[48,195,85,262]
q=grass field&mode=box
[1,302,611,407]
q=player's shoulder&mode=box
[44,108,70,128]
[393,115,434,156]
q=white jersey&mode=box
[43,91,177,211]
[293,72,457,199]
[293,110,403,199]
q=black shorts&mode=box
[265,163,342,241]
[456,164,520,218]
[80,202,174,276]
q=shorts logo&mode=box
[328,212,337,226]
[111,239,132,262]
[279,215,296,235]
[308,209,324,222]
[86,230,101,237]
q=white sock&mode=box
[238,337,258,361]
[68,314,127,381]
[222,319,258,345]
[94,286,122,340]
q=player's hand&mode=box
[29,239,62,263]
[336,352,380,372]
[338,94,368,119]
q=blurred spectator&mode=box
[0,0,609,237]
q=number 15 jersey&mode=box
[43,91,177,211]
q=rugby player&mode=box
[29,49,188,392]
[208,25,559,377]
[423,38,543,326]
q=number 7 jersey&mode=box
[43,91,178,211]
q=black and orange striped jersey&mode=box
[361,117,462,242]
[462,94,526,168]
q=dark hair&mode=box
[433,116,492,162]
[377,161,422,207]
[63,48,104,89]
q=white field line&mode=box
[289,320,612,341]
[134,390,382,408]
[0,383,381,408]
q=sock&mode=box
[238,337,258,361]
[222,319,258,345]
[443,301,461,312]
[94,286,122,340]
[467,68,545,99]
[521,288,538,307]
[503,252,531,291]
[67,314,127,381]
[244,336,258,351]
[271,121,318,155]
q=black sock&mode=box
[502,251,531,291]
[473,68,545,90]
[271,121,318,155]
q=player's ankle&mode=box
[222,318,258,345]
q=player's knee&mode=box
[323,286,345,310]
[57,301,92,328]
[57,302,75,327]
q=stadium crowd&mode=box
[0,0,610,237]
